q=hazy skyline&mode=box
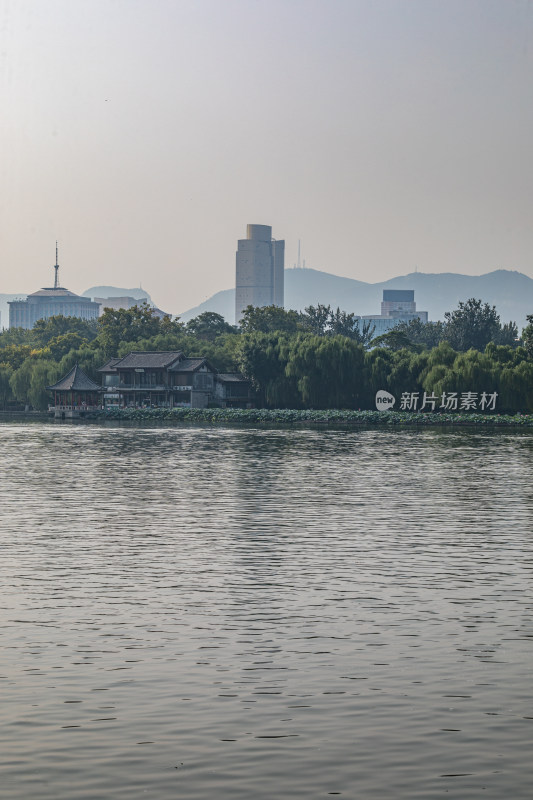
[1,0,532,314]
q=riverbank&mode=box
[2,407,532,426]
[0,410,49,420]
[101,407,533,426]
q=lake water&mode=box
[1,422,532,799]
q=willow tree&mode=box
[286,335,365,408]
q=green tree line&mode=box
[1,300,532,412]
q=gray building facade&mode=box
[9,287,100,329]
[98,351,253,409]
[8,254,100,329]
[235,224,284,323]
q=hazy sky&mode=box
[1,0,532,313]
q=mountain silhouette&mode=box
[178,268,533,330]
[82,286,151,303]
[2,270,531,331]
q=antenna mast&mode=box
[54,241,59,289]
[297,239,301,270]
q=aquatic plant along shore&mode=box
[99,407,533,426]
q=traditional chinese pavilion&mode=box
[47,364,101,419]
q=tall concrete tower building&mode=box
[235,224,284,323]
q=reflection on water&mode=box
[1,423,532,799]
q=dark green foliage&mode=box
[0,344,32,369]
[444,298,504,351]
[522,314,533,359]
[238,328,533,413]
[371,330,418,352]
[494,321,519,346]
[114,328,240,373]
[237,332,299,407]
[351,319,376,348]
[0,363,14,409]
[239,305,302,334]
[100,406,533,427]
[9,358,62,410]
[185,312,238,341]
[499,360,533,411]
[484,342,526,366]
[396,302,518,352]
[285,335,365,408]
[301,305,375,345]
[393,318,446,349]
[301,304,332,336]
[57,344,107,383]
[327,308,376,346]
[98,303,182,357]
[31,315,98,347]
[47,333,88,361]
[0,327,33,346]
[1,301,532,414]
[238,304,376,346]
[327,307,357,337]
[387,350,428,399]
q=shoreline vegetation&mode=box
[96,407,533,425]
[1,302,532,416]
[2,407,532,427]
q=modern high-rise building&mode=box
[8,246,100,329]
[235,224,284,323]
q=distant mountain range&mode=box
[178,268,533,330]
[2,271,532,331]
[81,286,151,303]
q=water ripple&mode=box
[1,423,532,799]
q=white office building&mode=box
[357,290,428,335]
[8,247,100,329]
[235,224,284,323]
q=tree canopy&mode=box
[185,311,237,341]
[98,303,182,357]
[239,305,302,334]
[1,297,531,412]
[444,299,503,351]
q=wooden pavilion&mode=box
[47,364,101,419]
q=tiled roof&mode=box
[97,358,121,373]
[217,373,248,382]
[113,351,183,369]
[170,358,210,373]
[47,364,101,392]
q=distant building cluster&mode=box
[8,286,100,330]
[8,247,101,329]
[7,234,429,336]
[233,225,428,333]
[7,247,168,329]
[235,224,284,323]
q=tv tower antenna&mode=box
[54,241,60,289]
[297,239,301,270]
